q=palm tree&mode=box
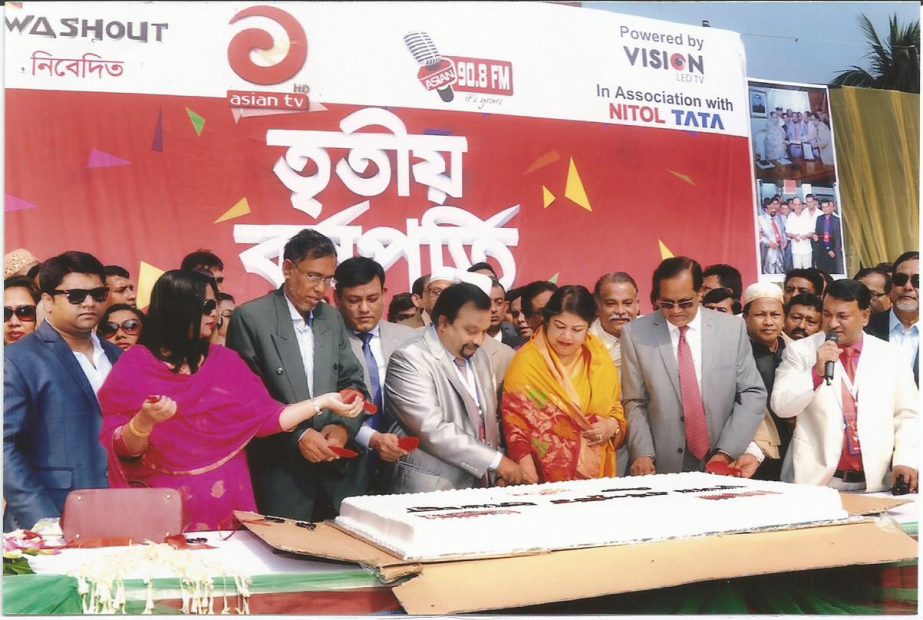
[830,14,920,94]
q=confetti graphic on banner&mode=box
[186,108,206,136]
[87,149,130,169]
[215,197,251,223]
[525,150,562,174]
[5,194,37,212]
[659,240,675,260]
[542,186,556,209]
[137,261,166,310]
[549,272,560,284]
[151,108,164,152]
[564,158,592,211]
[667,169,695,186]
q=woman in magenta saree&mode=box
[99,270,364,532]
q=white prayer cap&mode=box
[743,282,784,306]
[455,271,493,297]
[428,267,457,285]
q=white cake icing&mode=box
[336,473,850,561]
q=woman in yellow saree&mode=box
[502,285,626,483]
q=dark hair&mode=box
[283,229,336,263]
[784,268,824,296]
[104,265,131,279]
[541,285,596,326]
[489,277,505,295]
[854,267,892,294]
[387,293,416,322]
[467,262,498,278]
[140,270,219,374]
[431,283,490,325]
[505,286,522,304]
[334,256,385,295]
[704,288,742,314]
[805,193,814,201]
[593,272,639,299]
[100,303,146,330]
[825,278,871,310]
[180,249,224,272]
[217,292,235,303]
[38,251,106,294]
[4,275,40,302]
[651,256,703,301]
[785,293,823,315]
[818,270,834,295]
[875,261,894,275]
[520,281,558,318]
[893,251,919,275]
[412,275,428,298]
[703,264,742,301]
[25,263,41,281]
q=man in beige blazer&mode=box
[772,279,918,492]
[384,283,525,493]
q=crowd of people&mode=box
[2,233,918,533]
[762,106,834,165]
[759,194,845,275]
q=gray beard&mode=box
[895,299,919,315]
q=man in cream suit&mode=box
[772,279,918,492]
[384,282,525,492]
[621,257,766,476]
[333,257,416,491]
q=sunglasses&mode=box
[51,287,110,304]
[658,299,696,310]
[892,273,919,289]
[4,305,36,322]
[99,319,142,338]
[202,299,218,315]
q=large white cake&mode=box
[336,473,850,560]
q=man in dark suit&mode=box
[4,251,121,530]
[333,256,416,492]
[226,230,368,521]
[865,251,919,385]
[620,257,766,476]
[813,199,844,274]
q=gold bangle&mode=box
[127,418,152,439]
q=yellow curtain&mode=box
[829,86,919,272]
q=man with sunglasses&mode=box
[620,257,766,477]
[865,251,919,385]
[227,229,369,522]
[4,251,121,531]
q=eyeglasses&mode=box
[99,319,142,338]
[892,273,919,289]
[51,287,110,304]
[657,298,696,310]
[202,299,218,315]
[292,263,335,288]
[4,305,36,322]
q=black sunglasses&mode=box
[99,319,142,338]
[892,273,919,289]
[51,287,110,304]
[202,299,218,315]
[4,305,36,322]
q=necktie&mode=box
[838,346,862,461]
[678,325,710,460]
[359,332,384,431]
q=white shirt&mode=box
[284,294,315,393]
[786,209,815,254]
[666,308,703,393]
[889,309,920,370]
[46,321,113,398]
[492,329,503,342]
[449,353,503,471]
[355,325,386,450]
[589,318,621,368]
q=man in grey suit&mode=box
[333,256,416,491]
[384,283,525,492]
[226,230,369,521]
[621,257,766,476]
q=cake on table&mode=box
[336,472,850,561]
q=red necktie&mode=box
[678,325,710,460]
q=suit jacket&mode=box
[480,335,516,383]
[346,321,418,395]
[4,322,121,529]
[225,289,367,520]
[620,308,766,473]
[500,322,526,349]
[383,326,501,493]
[814,213,843,273]
[865,310,919,385]
[771,332,918,491]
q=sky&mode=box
[588,2,920,85]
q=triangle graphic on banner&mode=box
[137,261,166,310]
[525,150,561,174]
[215,197,251,223]
[564,158,592,211]
[667,169,695,186]
[658,240,675,260]
[5,194,38,212]
[87,149,131,169]
[542,186,556,208]
[549,272,560,284]
[186,108,206,136]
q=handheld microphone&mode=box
[824,331,838,385]
[404,31,457,102]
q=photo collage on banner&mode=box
[748,79,845,279]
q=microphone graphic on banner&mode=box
[404,31,457,102]
[824,331,838,386]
